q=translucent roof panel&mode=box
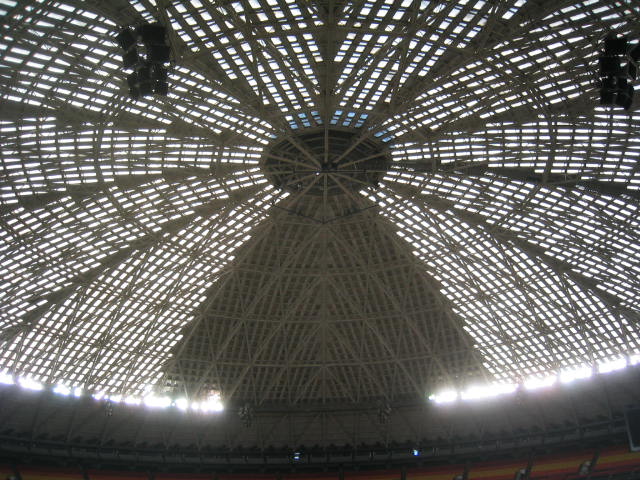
[0,0,639,405]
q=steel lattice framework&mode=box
[1,0,639,416]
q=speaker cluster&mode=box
[598,33,639,110]
[116,23,171,98]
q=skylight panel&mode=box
[164,0,320,117]
[378,170,639,342]
[1,168,266,321]
[0,0,638,413]
[0,187,278,396]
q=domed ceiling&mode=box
[0,0,639,418]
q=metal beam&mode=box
[371,0,577,129]
[1,165,249,215]
[1,185,264,349]
[386,181,640,324]
[389,164,640,202]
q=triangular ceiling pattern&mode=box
[163,196,486,405]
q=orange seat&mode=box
[529,452,592,479]
[19,467,83,480]
[594,446,640,471]
[86,470,149,480]
[468,460,526,480]
[284,473,338,480]
[407,464,464,480]
[345,470,401,480]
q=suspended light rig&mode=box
[116,23,171,98]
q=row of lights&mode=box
[2,355,637,411]
[598,32,639,111]
[0,373,223,413]
[429,354,640,404]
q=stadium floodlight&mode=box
[0,371,14,385]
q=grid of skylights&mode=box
[1,0,639,404]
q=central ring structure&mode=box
[262,128,390,196]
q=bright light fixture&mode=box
[0,373,226,414]
[18,377,43,391]
[523,374,557,390]
[429,389,458,404]
[92,391,106,400]
[461,382,518,400]
[559,365,593,384]
[0,371,14,385]
[143,394,172,408]
[192,394,224,412]
[123,396,141,406]
[53,384,71,396]
[598,357,627,374]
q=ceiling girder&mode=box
[374,0,577,129]
[394,96,599,145]
[61,0,281,136]
[1,166,246,215]
[385,182,639,325]
[389,164,640,202]
[1,184,264,349]
[458,166,640,201]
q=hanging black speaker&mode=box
[137,23,167,46]
[600,89,615,106]
[116,27,136,51]
[630,42,640,62]
[147,44,171,63]
[151,64,167,82]
[614,85,634,110]
[137,64,153,96]
[625,62,638,81]
[153,81,169,96]
[127,71,140,99]
[599,56,621,77]
[122,49,139,69]
[604,34,628,56]
[118,23,171,98]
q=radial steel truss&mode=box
[0,0,639,415]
